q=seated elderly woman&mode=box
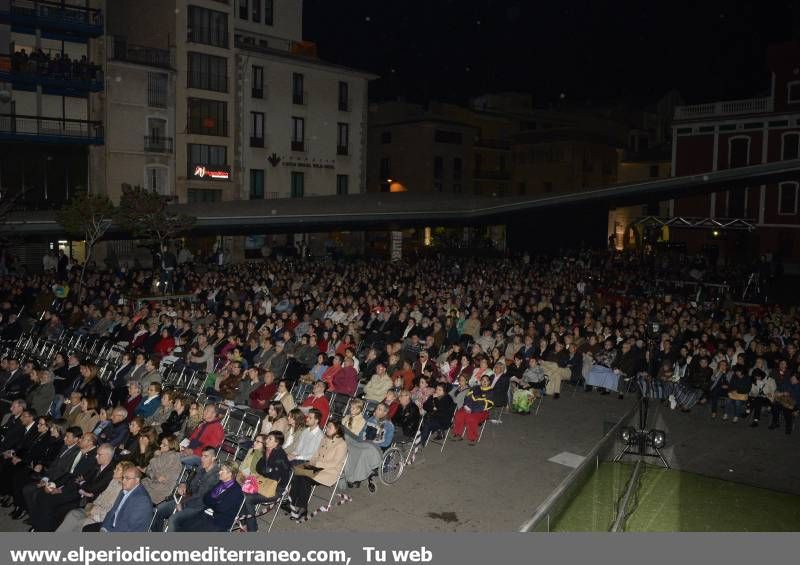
[287,420,348,521]
[343,403,395,488]
[171,461,244,532]
[392,390,421,440]
[238,431,292,532]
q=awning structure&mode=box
[632,216,757,231]
[4,159,800,237]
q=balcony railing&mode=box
[144,135,173,153]
[476,138,511,150]
[111,37,172,69]
[674,97,774,121]
[291,140,305,152]
[0,114,103,144]
[2,0,104,37]
[0,54,102,93]
[293,90,307,105]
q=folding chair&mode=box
[253,470,294,533]
[362,400,379,419]
[427,412,456,453]
[307,455,348,512]
[328,393,352,420]
[227,496,248,532]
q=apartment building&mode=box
[106,0,374,204]
[0,0,105,209]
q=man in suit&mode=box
[13,426,82,519]
[0,399,26,450]
[28,435,112,531]
[0,408,37,468]
[86,467,152,532]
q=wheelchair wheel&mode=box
[379,446,404,485]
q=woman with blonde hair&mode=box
[342,398,366,437]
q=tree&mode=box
[116,184,196,254]
[56,193,116,295]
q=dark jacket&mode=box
[422,394,456,427]
[255,447,292,492]
[201,481,244,531]
[100,483,153,532]
[159,409,188,439]
[185,464,220,508]
[392,402,421,439]
[98,420,129,447]
[44,443,79,481]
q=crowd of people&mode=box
[0,248,797,533]
[10,49,101,82]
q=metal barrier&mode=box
[518,401,640,532]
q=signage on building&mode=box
[390,231,403,262]
[192,165,231,180]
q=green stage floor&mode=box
[552,462,800,532]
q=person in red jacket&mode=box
[153,328,176,358]
[330,357,358,396]
[249,369,277,412]
[301,381,329,427]
[179,404,224,466]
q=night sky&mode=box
[304,0,797,109]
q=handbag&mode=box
[727,391,748,402]
[242,474,278,498]
[776,395,797,411]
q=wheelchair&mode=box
[367,420,424,492]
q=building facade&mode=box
[105,0,374,205]
[0,0,105,210]
[669,41,800,260]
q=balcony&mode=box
[293,90,307,105]
[110,37,172,69]
[475,138,511,150]
[337,145,348,156]
[473,169,510,180]
[0,0,104,38]
[0,114,103,144]
[338,98,351,112]
[674,97,774,121]
[0,53,103,95]
[144,135,173,153]
[291,140,305,152]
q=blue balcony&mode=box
[0,114,103,144]
[0,0,104,39]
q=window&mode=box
[250,169,264,199]
[453,157,462,181]
[188,188,222,203]
[291,172,304,197]
[337,123,349,155]
[291,117,305,151]
[187,143,227,177]
[338,81,349,111]
[336,174,349,195]
[434,130,462,144]
[264,0,274,25]
[292,73,305,105]
[251,66,263,98]
[147,72,168,108]
[188,6,229,48]
[779,182,799,215]
[250,112,264,147]
[782,132,800,160]
[433,156,444,179]
[380,157,391,179]
[788,81,800,104]
[187,98,228,136]
[145,166,168,195]
[252,0,261,22]
[729,137,750,168]
[238,0,248,19]
[188,52,227,92]
[434,182,443,192]
[649,165,660,178]
[381,131,392,144]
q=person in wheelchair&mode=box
[392,390,420,441]
[343,403,394,488]
[511,356,546,414]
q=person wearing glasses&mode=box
[85,467,152,532]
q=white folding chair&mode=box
[307,455,348,512]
